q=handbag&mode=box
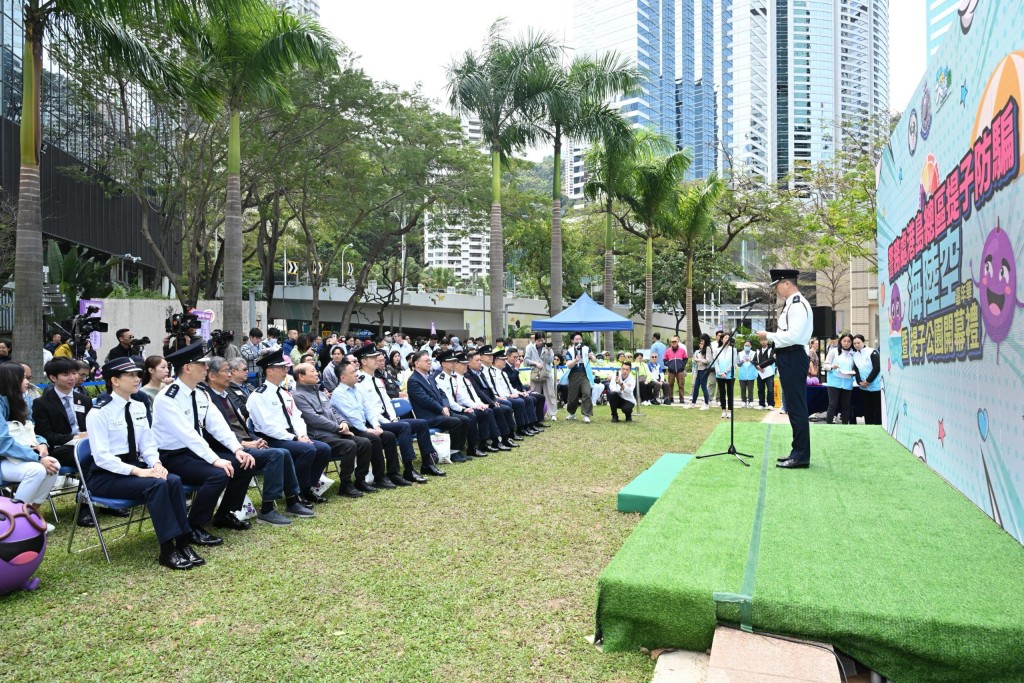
[7,420,39,448]
[530,366,549,383]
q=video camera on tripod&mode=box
[165,310,202,353]
[58,306,109,359]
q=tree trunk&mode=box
[488,149,504,341]
[550,133,563,353]
[685,250,695,358]
[339,258,376,337]
[223,112,244,336]
[13,32,42,368]
[603,201,614,352]
[644,234,653,347]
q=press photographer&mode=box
[163,310,202,355]
[106,328,150,363]
[208,329,241,361]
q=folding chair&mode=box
[67,439,150,563]
[45,465,81,524]
[391,398,440,435]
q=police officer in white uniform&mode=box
[151,342,253,546]
[86,358,203,570]
[757,269,814,468]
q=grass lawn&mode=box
[1,402,763,682]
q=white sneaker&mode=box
[641,400,651,406]
[721,410,727,419]
[550,415,557,422]
[566,414,576,421]
[700,404,710,411]
[726,411,732,418]
[45,523,56,535]
[780,408,787,414]
[583,416,591,424]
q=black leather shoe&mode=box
[503,438,520,448]
[532,423,547,430]
[339,485,364,498]
[611,415,620,422]
[213,515,251,531]
[777,456,789,462]
[355,481,378,494]
[77,510,96,527]
[304,490,329,505]
[191,527,224,546]
[101,507,131,518]
[158,549,193,570]
[776,458,809,469]
[389,474,413,487]
[485,443,501,452]
[373,477,397,490]
[422,464,446,477]
[509,434,523,441]
[178,545,205,566]
[404,469,429,484]
[494,442,512,452]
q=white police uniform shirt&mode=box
[767,291,814,349]
[246,378,309,441]
[151,380,241,462]
[85,394,158,476]
[454,371,483,410]
[435,370,467,413]
[356,371,396,423]
[490,365,516,398]
[483,364,504,395]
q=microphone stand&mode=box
[697,301,760,466]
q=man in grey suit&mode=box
[291,363,375,498]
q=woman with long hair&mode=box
[685,334,713,410]
[141,355,170,402]
[852,334,882,425]
[0,363,59,515]
[824,333,856,424]
[382,350,403,398]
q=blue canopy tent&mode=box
[531,293,634,332]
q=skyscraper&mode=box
[717,0,889,185]
[926,0,960,58]
[677,0,717,179]
[573,0,677,137]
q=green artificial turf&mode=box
[0,404,762,682]
[596,423,1024,682]
[616,453,693,514]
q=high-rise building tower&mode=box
[926,0,960,58]
[573,0,677,137]
[717,0,889,185]
[279,0,320,19]
[677,0,717,179]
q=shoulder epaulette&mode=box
[792,295,801,303]
[255,384,269,394]
[93,395,113,408]
[165,384,180,399]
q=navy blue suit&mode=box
[466,370,516,437]
[503,365,546,423]
[407,371,467,451]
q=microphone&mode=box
[738,298,762,309]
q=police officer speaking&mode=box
[757,269,814,469]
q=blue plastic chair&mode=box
[66,438,150,563]
[391,398,413,418]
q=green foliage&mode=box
[45,242,115,322]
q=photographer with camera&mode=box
[163,311,202,356]
[208,329,240,362]
[106,329,150,363]
[524,335,556,421]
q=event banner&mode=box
[877,1,1024,543]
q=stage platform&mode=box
[595,423,1024,683]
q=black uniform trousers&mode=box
[425,415,467,452]
[263,437,332,493]
[756,374,775,407]
[775,346,811,462]
[351,428,400,478]
[379,420,421,467]
[451,409,482,448]
[491,403,516,437]
[87,467,191,545]
[445,412,474,452]
[213,445,298,502]
[398,417,438,465]
[500,396,529,429]
[306,431,358,484]
[159,448,253,527]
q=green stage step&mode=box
[617,453,693,514]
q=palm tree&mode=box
[176,0,337,337]
[13,1,187,366]
[539,53,636,351]
[675,173,726,356]
[616,148,693,347]
[582,130,642,351]
[447,20,558,340]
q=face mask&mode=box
[744,346,751,351]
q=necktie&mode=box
[277,388,295,434]
[463,375,478,402]
[63,395,79,435]
[124,403,138,464]
[449,376,458,402]
[371,376,389,417]
[190,391,202,435]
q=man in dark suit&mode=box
[465,351,518,447]
[33,357,93,526]
[406,350,467,456]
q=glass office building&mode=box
[677,0,716,179]
[0,2,180,288]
